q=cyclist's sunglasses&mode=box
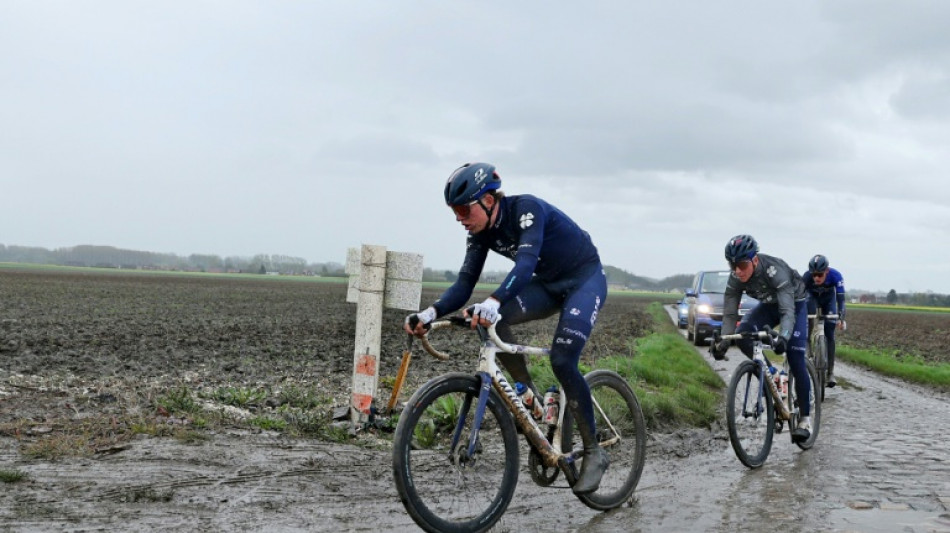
[729,259,754,272]
[450,200,481,218]
[812,270,828,279]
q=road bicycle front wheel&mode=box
[788,358,821,450]
[811,334,828,401]
[392,373,519,533]
[726,360,774,468]
[567,370,647,511]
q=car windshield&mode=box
[700,272,730,294]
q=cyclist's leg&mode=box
[496,281,559,393]
[820,293,838,383]
[550,267,607,494]
[786,300,810,414]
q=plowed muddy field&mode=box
[0,268,654,456]
[837,307,950,364]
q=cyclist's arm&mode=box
[489,205,545,305]
[432,238,489,317]
[721,280,742,336]
[772,273,797,340]
[833,270,846,319]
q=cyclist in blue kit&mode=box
[803,254,846,387]
[404,162,609,494]
[711,234,814,443]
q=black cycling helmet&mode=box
[444,163,501,206]
[808,254,829,273]
[724,234,759,264]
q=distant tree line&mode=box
[0,243,345,276]
[9,243,943,305]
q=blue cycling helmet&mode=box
[808,254,829,273]
[444,163,501,206]
[725,234,759,263]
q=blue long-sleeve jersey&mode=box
[802,267,846,319]
[432,194,601,317]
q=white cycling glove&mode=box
[407,306,437,327]
[471,297,501,324]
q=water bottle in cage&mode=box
[542,385,559,425]
[778,370,788,398]
[515,382,543,421]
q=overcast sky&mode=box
[3,2,949,294]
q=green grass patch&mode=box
[0,468,28,483]
[157,386,201,414]
[21,434,92,460]
[838,346,950,389]
[210,386,267,408]
[248,416,288,432]
[623,332,724,429]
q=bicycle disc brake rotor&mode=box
[527,448,559,486]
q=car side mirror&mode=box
[685,289,696,298]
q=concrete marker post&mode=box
[345,245,422,426]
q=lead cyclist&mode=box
[403,162,610,494]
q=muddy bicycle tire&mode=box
[563,370,647,511]
[787,358,821,450]
[392,373,519,533]
[726,360,774,468]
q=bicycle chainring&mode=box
[528,448,559,486]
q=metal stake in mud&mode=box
[345,244,422,427]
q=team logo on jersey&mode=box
[519,213,534,229]
[570,308,580,316]
[767,265,777,278]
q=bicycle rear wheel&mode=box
[726,360,774,468]
[392,373,519,533]
[788,358,821,450]
[563,370,647,511]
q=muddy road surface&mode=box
[3,340,948,532]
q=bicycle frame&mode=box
[722,331,791,421]
[418,320,595,475]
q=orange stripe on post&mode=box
[352,393,374,413]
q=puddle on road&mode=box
[825,507,950,533]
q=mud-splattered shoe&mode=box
[791,418,812,443]
[573,446,609,495]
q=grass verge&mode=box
[838,346,950,389]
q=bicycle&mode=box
[807,310,839,401]
[392,315,646,533]
[718,329,821,469]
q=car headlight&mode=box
[679,308,688,316]
[697,304,711,314]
